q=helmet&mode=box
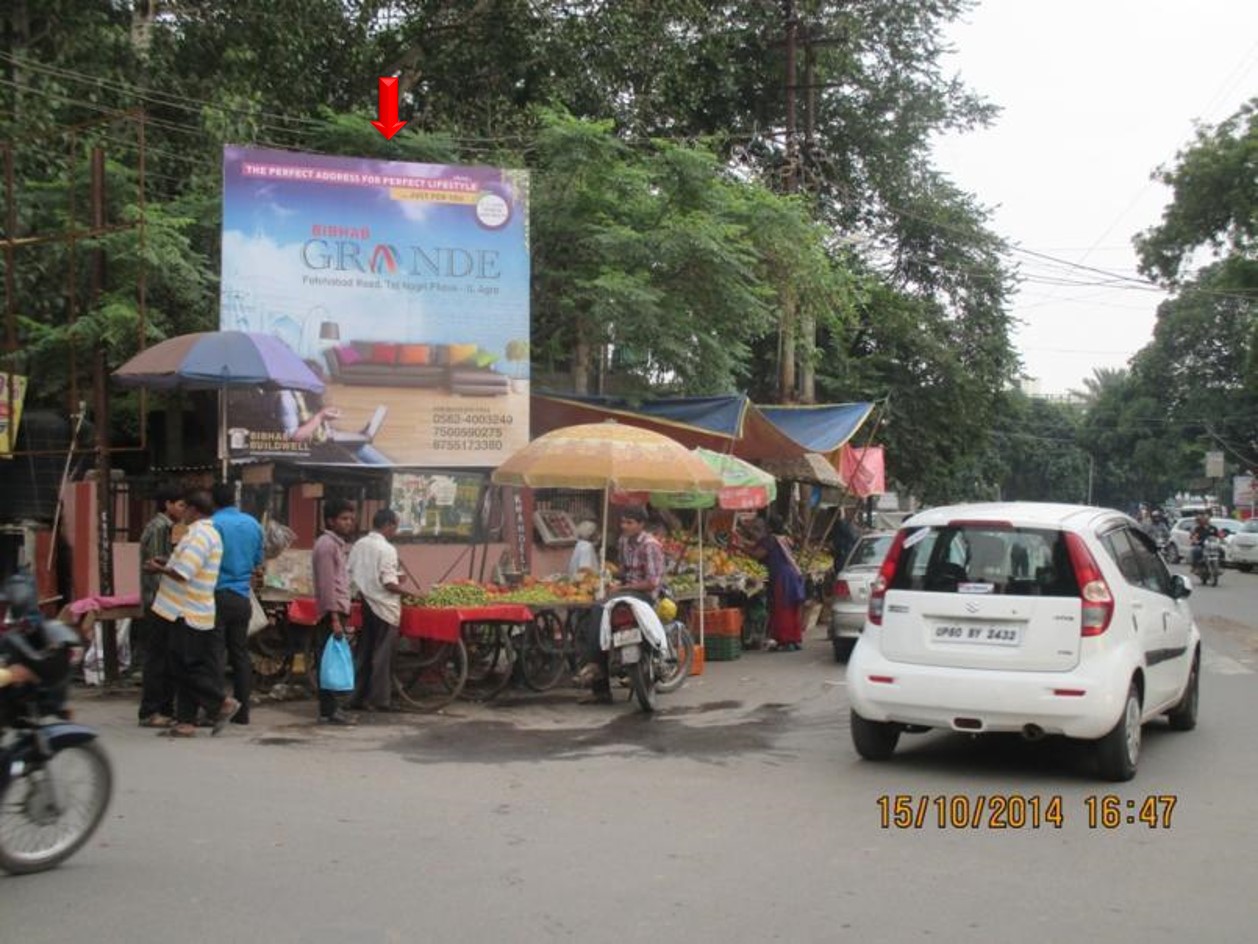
[655,597,678,622]
[2,572,36,619]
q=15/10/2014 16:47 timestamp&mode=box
[876,795,1178,830]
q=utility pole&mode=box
[90,145,118,683]
[778,0,799,403]
[799,22,818,404]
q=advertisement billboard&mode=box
[219,146,530,467]
[1234,474,1256,508]
[0,373,27,458]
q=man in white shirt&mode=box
[568,520,600,576]
[347,508,407,711]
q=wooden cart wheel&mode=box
[392,636,468,711]
[459,624,516,701]
[519,609,568,692]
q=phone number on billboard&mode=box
[431,439,505,451]
[433,427,504,439]
[433,412,515,425]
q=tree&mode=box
[0,0,1019,497]
[1135,99,1257,287]
[1131,98,1258,478]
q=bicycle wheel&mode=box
[520,610,568,692]
[655,621,695,694]
[460,624,515,701]
[0,740,113,875]
[392,637,468,712]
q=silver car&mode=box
[828,532,895,662]
[1224,520,1258,571]
[1165,516,1238,565]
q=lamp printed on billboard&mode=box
[219,145,530,467]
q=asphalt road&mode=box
[6,571,1257,944]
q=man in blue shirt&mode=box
[211,483,265,725]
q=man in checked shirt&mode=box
[578,505,665,704]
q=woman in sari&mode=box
[745,516,807,651]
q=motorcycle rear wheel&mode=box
[629,658,657,713]
[0,740,113,874]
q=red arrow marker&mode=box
[370,76,407,140]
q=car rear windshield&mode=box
[889,525,1080,597]
[848,535,893,568]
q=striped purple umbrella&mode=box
[113,331,324,393]
[114,331,325,477]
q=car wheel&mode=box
[832,638,855,663]
[850,710,900,761]
[1239,563,1253,573]
[1095,683,1141,782]
[1167,653,1199,732]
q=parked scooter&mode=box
[1193,537,1222,587]
[0,574,113,874]
[600,596,675,712]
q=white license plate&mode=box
[612,627,643,647]
[932,623,1022,646]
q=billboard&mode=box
[1234,474,1257,508]
[0,373,27,458]
[219,146,530,467]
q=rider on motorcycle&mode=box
[1189,512,1219,569]
[577,506,665,705]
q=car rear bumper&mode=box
[1226,543,1258,564]
[847,635,1132,740]
[829,607,866,639]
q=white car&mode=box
[828,532,895,662]
[847,503,1200,782]
[1224,520,1258,571]
[1164,516,1238,564]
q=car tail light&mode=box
[833,579,852,601]
[868,529,910,625]
[1064,532,1113,636]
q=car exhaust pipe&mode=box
[1021,723,1045,742]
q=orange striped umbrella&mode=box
[492,422,723,493]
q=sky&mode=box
[932,0,1258,394]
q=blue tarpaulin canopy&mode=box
[532,394,873,461]
[755,403,874,455]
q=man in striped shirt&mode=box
[147,489,239,737]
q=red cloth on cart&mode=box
[399,605,535,643]
[286,599,533,644]
[287,598,362,628]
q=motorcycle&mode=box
[1193,537,1222,587]
[600,595,686,713]
[0,574,113,875]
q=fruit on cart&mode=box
[727,553,767,579]
[416,581,492,607]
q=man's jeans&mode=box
[215,590,252,723]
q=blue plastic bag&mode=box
[319,635,355,692]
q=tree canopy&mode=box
[1,0,1024,502]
